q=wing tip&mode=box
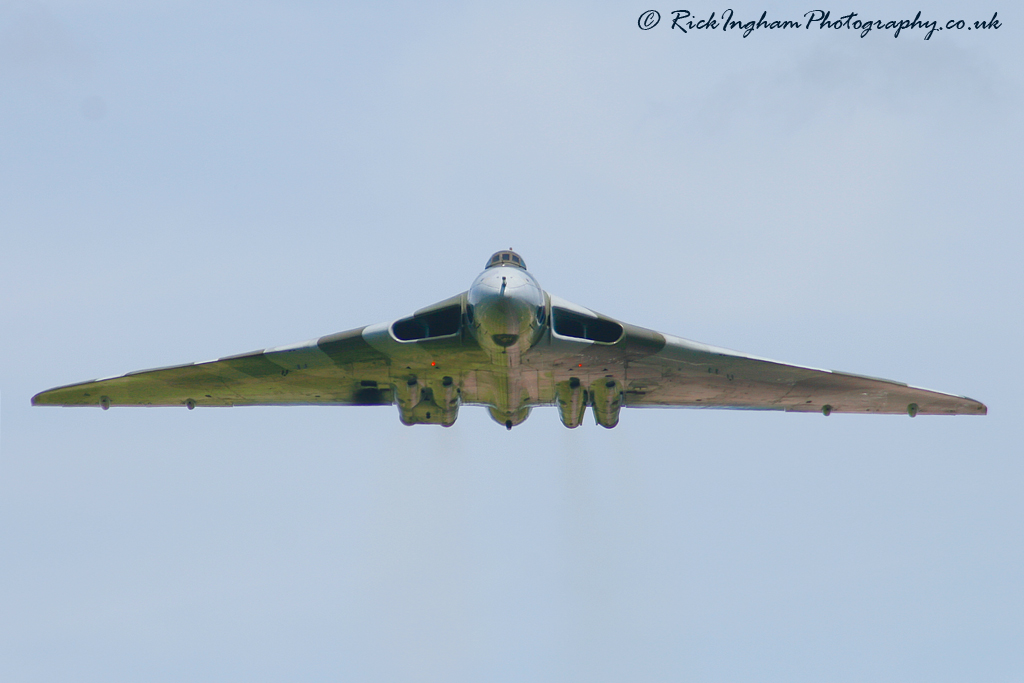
[32,382,104,407]
[31,388,63,406]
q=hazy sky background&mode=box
[2,1,1021,681]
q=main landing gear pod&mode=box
[590,379,623,428]
[395,377,460,426]
[556,377,587,428]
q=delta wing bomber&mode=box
[33,250,987,428]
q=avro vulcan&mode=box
[33,250,986,428]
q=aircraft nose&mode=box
[468,266,545,355]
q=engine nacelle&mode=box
[590,379,623,428]
[555,377,586,428]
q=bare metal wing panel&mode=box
[530,305,985,416]
[620,332,986,416]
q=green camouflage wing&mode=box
[31,326,395,409]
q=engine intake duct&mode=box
[552,308,623,343]
[391,304,462,341]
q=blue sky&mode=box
[2,2,1021,681]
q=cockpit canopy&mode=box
[485,249,527,270]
